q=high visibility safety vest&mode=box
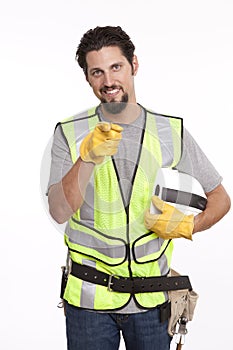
[59,105,183,311]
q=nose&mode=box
[103,71,114,87]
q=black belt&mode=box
[71,261,192,294]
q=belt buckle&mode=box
[107,274,118,292]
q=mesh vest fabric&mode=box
[60,105,183,310]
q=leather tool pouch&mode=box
[167,269,199,336]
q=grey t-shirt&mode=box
[48,108,222,313]
[48,109,222,193]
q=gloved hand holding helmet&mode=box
[144,168,207,240]
[80,122,123,164]
[144,195,194,240]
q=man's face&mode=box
[86,46,138,107]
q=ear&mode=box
[132,55,139,76]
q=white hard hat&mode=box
[150,168,207,216]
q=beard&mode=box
[101,92,129,114]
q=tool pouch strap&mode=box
[60,266,68,299]
[70,261,192,294]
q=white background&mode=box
[1,0,233,349]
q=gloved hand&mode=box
[80,122,123,164]
[144,196,194,240]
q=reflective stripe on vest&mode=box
[60,105,183,310]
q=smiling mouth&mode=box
[100,86,122,99]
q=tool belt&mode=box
[70,261,192,294]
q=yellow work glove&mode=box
[80,122,123,164]
[144,196,194,240]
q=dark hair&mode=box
[76,26,135,77]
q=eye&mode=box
[112,64,121,71]
[92,70,103,77]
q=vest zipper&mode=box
[125,204,133,278]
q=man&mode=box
[47,26,230,350]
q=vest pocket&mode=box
[132,232,172,264]
[66,220,127,266]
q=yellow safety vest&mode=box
[60,105,182,310]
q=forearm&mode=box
[193,184,231,234]
[48,157,94,224]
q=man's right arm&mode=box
[47,121,123,224]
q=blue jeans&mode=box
[65,303,172,350]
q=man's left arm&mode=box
[144,184,230,240]
[193,183,231,234]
